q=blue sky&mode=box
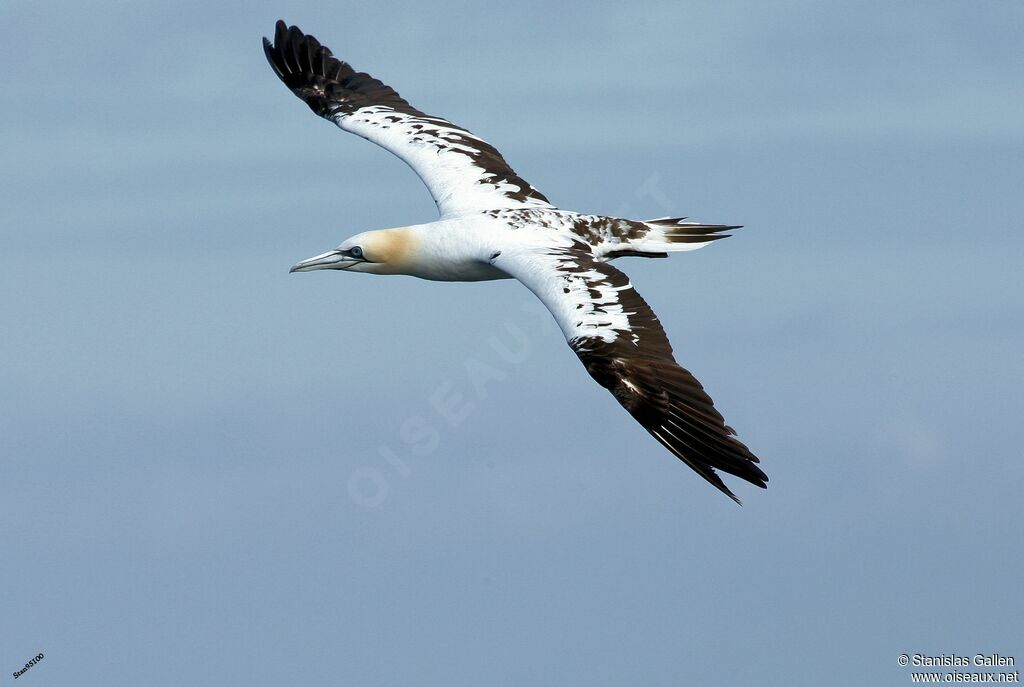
[2,1,1022,685]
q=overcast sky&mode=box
[2,1,1022,685]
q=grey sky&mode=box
[2,1,1022,685]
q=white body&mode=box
[266,20,768,502]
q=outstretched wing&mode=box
[494,246,767,503]
[263,20,553,219]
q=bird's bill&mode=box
[289,250,360,273]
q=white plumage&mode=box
[266,20,768,502]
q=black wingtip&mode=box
[262,36,284,80]
[712,464,769,505]
[261,19,412,120]
[700,467,746,506]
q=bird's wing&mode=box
[494,246,767,503]
[263,20,553,219]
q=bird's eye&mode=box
[349,246,364,258]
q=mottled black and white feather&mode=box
[495,247,767,503]
[263,21,552,218]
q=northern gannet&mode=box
[264,20,768,503]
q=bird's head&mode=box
[289,228,416,276]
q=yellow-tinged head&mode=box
[289,228,417,276]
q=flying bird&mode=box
[264,20,768,503]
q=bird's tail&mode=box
[600,217,740,260]
[643,216,739,249]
